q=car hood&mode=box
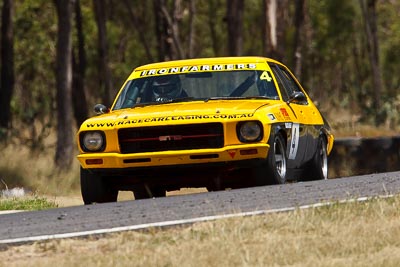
[80,100,280,130]
[131,100,273,113]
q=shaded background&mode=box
[0,0,398,185]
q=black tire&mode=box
[152,187,166,198]
[255,134,287,185]
[303,137,328,181]
[80,167,118,204]
[133,188,148,200]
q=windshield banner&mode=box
[137,63,261,78]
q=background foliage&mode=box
[0,0,399,165]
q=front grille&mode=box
[118,123,224,154]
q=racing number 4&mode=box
[288,123,300,160]
[260,71,273,82]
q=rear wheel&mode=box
[256,134,287,185]
[80,168,118,204]
[303,137,328,181]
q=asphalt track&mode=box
[1,171,400,246]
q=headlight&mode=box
[80,131,105,152]
[237,121,263,142]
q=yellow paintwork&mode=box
[76,57,334,169]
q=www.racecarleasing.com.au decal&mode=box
[85,113,254,128]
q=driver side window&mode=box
[270,64,307,104]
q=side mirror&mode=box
[94,104,109,115]
[287,91,307,104]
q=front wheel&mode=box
[255,134,287,185]
[80,168,118,204]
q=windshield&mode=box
[113,70,279,110]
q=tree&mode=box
[163,0,184,59]
[54,0,74,170]
[187,0,196,58]
[293,0,306,78]
[93,0,112,106]
[153,0,169,61]
[72,0,88,128]
[207,0,222,56]
[152,0,184,61]
[226,0,244,56]
[122,0,154,62]
[152,0,197,60]
[262,0,288,61]
[0,0,14,132]
[359,0,383,122]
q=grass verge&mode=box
[0,196,58,211]
[1,195,400,266]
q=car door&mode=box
[269,63,312,168]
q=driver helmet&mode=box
[152,75,182,102]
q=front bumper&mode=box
[77,143,270,169]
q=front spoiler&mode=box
[77,144,270,169]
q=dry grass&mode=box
[0,142,209,207]
[330,123,400,138]
[1,196,400,267]
[0,143,81,197]
[0,139,214,206]
[322,107,399,138]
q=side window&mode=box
[270,64,307,104]
[278,67,302,95]
[270,64,290,101]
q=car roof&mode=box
[134,56,281,71]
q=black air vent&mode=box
[118,123,224,154]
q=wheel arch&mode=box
[269,124,288,148]
[319,127,334,155]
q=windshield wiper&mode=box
[204,96,277,102]
[132,102,164,108]
[133,96,276,107]
[242,96,279,100]
[168,97,196,103]
[132,97,196,108]
[204,96,243,102]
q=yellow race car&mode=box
[77,57,334,204]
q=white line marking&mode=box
[0,210,24,215]
[0,195,393,245]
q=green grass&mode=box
[0,196,58,211]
